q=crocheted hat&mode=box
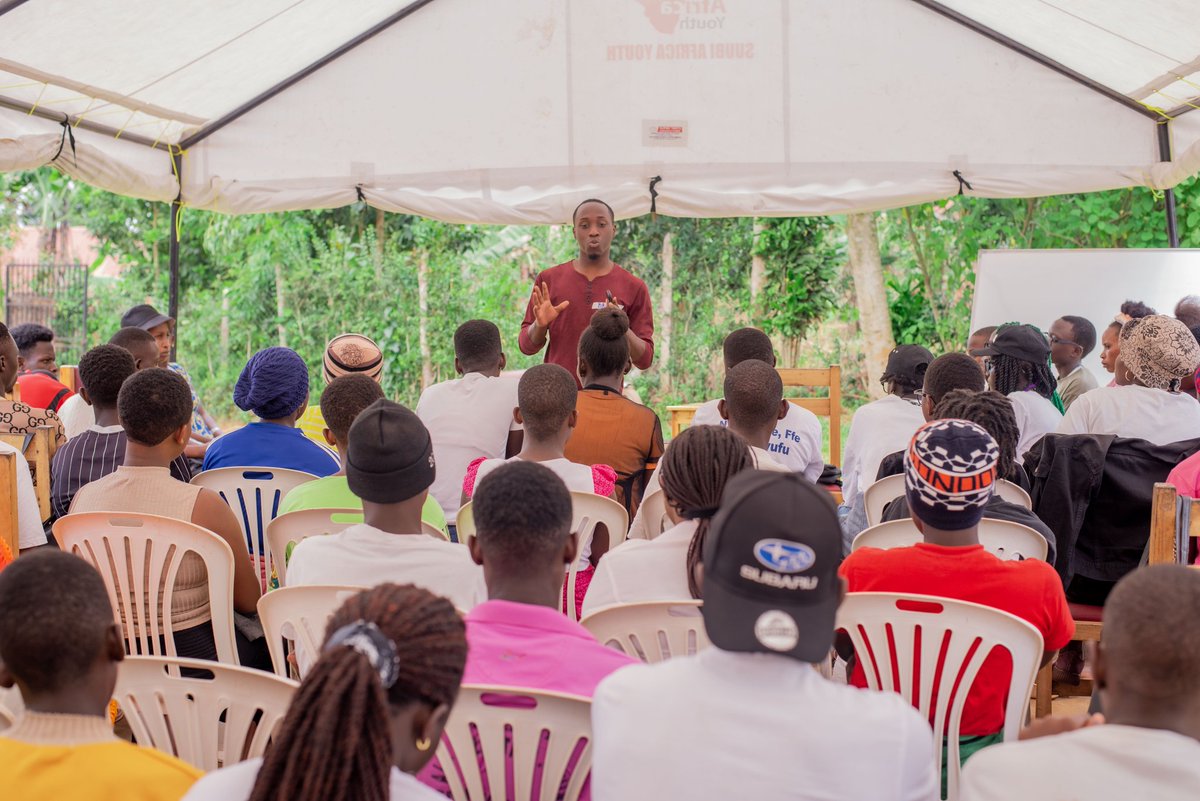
[234,347,310,419]
[904,418,999,531]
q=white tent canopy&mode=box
[2,0,1200,223]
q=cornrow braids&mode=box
[248,584,467,801]
[991,352,1058,403]
[932,389,1021,482]
[657,426,753,599]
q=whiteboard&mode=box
[970,249,1200,380]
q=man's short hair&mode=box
[108,326,157,353]
[453,320,502,373]
[517,364,577,439]
[320,373,385,441]
[1061,315,1097,357]
[924,353,985,403]
[78,344,136,408]
[9,322,53,356]
[572,198,615,224]
[723,359,783,430]
[117,368,193,446]
[1103,565,1200,701]
[723,328,774,369]
[0,550,115,694]
[474,461,572,564]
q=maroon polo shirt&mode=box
[519,261,654,382]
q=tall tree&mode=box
[845,213,894,399]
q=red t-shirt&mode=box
[838,543,1074,736]
[518,261,654,382]
[15,371,74,413]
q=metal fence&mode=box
[3,262,89,364]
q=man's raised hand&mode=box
[532,282,570,328]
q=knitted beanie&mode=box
[904,419,999,531]
[234,347,310,420]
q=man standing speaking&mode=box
[519,199,655,383]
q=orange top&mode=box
[565,387,664,517]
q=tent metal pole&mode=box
[0,94,166,150]
[168,148,182,360]
[1158,123,1180,248]
[0,0,32,18]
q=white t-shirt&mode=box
[581,519,697,617]
[691,399,824,481]
[842,395,926,505]
[286,523,485,612]
[0,441,46,550]
[57,394,95,440]
[182,756,446,801]
[592,648,936,801]
[1057,384,1200,445]
[416,372,521,518]
[1007,390,1063,462]
[960,724,1200,801]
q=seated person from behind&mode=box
[295,331,385,447]
[690,327,823,481]
[839,419,1073,763]
[565,307,664,518]
[67,368,264,665]
[971,324,1062,461]
[10,322,74,413]
[582,425,751,616]
[879,389,1056,562]
[286,399,485,612]
[420,461,636,797]
[416,320,521,522]
[58,327,162,440]
[201,346,339,476]
[0,551,201,801]
[592,471,937,801]
[960,564,1200,801]
[1059,314,1200,445]
[278,373,446,534]
[50,344,191,520]
[0,322,66,448]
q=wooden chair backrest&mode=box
[1149,482,1200,566]
[59,365,78,393]
[0,451,19,558]
[0,426,52,522]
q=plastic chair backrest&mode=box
[837,592,1043,801]
[191,467,318,591]
[265,507,361,586]
[455,501,476,541]
[580,600,708,662]
[995,480,1032,509]
[257,584,363,678]
[566,492,628,621]
[863,473,906,527]
[851,518,1048,562]
[54,512,240,664]
[422,520,450,540]
[114,655,298,771]
[438,685,593,801]
[637,490,672,539]
[0,686,21,732]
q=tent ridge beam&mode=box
[911,0,1161,121]
[179,0,439,150]
[0,93,167,150]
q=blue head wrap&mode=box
[234,347,310,419]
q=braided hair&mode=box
[990,352,1058,404]
[248,584,467,801]
[932,389,1021,482]
[657,426,752,598]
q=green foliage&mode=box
[754,217,842,341]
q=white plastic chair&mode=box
[0,686,21,732]
[54,512,241,664]
[851,518,1048,562]
[455,501,476,542]
[995,480,1032,509]
[438,685,593,801]
[566,492,628,621]
[637,490,672,539]
[258,584,363,678]
[865,474,1031,525]
[113,655,298,771]
[191,467,318,591]
[265,507,361,586]
[837,593,1043,801]
[580,600,709,662]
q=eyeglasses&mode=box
[1048,334,1079,348]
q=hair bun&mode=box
[591,307,629,341]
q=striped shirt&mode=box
[51,425,192,519]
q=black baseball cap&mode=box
[120,304,172,331]
[969,324,1050,363]
[881,344,934,385]
[701,470,842,662]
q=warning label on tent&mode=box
[644,120,688,146]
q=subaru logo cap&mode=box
[701,470,842,663]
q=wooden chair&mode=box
[58,365,78,392]
[0,451,19,558]
[580,600,709,662]
[114,655,297,771]
[667,365,843,465]
[438,685,593,801]
[54,512,241,664]
[838,592,1043,801]
[258,584,363,678]
[191,467,318,591]
[0,425,53,522]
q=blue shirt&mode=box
[201,422,340,477]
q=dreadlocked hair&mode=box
[657,425,753,599]
[247,584,466,801]
[991,352,1058,401]
[933,389,1021,482]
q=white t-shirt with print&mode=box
[691,399,824,481]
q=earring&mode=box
[416,736,432,752]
